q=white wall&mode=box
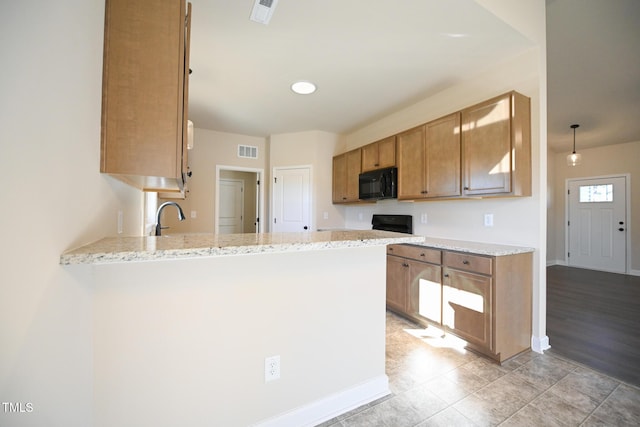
[270,130,346,231]
[0,1,144,426]
[91,247,388,427]
[160,128,268,233]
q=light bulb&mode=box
[566,152,582,166]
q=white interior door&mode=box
[219,179,244,234]
[272,167,311,232]
[567,176,627,273]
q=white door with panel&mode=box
[567,176,627,273]
[219,179,244,234]
[272,167,311,232]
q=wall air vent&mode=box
[238,145,258,159]
[250,0,278,25]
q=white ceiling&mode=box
[187,0,640,153]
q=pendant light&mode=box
[567,124,582,166]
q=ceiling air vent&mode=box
[250,0,278,25]
[238,145,258,159]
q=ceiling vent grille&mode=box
[238,145,258,159]
[250,0,278,25]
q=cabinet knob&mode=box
[402,263,409,268]
[463,260,470,265]
[464,186,469,190]
[444,273,449,278]
[420,253,425,257]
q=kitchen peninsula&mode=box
[61,230,423,427]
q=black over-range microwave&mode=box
[358,167,397,200]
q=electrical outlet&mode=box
[420,213,428,224]
[323,211,329,220]
[264,355,280,382]
[191,210,197,219]
[484,213,494,227]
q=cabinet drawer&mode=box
[387,244,441,264]
[444,251,492,275]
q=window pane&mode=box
[579,184,613,203]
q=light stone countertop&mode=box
[60,230,425,265]
[416,237,535,256]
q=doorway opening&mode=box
[215,165,265,234]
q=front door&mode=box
[272,166,311,232]
[567,176,627,273]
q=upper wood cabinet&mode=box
[100,0,192,195]
[397,113,461,200]
[332,148,362,203]
[397,125,426,200]
[425,113,461,198]
[361,136,396,172]
[461,91,531,197]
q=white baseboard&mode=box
[546,259,566,267]
[531,335,550,354]
[253,375,390,427]
[630,269,640,277]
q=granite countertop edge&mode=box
[416,237,535,256]
[60,231,425,265]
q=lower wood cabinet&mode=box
[387,244,532,363]
[387,245,442,323]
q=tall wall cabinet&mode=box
[462,92,531,197]
[100,0,192,195]
[332,149,362,203]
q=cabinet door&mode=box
[397,126,426,200]
[345,149,362,201]
[386,255,408,313]
[376,136,396,169]
[332,149,362,203]
[362,136,396,172]
[425,113,461,198]
[461,93,512,195]
[332,154,347,203]
[443,267,492,350]
[408,260,442,324]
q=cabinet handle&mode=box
[462,260,470,265]
[420,190,428,194]
[402,263,409,268]
[444,273,449,278]
[420,253,425,257]
[464,186,469,190]
[388,247,394,251]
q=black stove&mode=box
[371,214,413,234]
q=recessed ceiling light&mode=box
[441,32,469,38]
[291,81,317,95]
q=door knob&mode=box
[303,226,308,230]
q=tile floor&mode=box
[320,312,640,427]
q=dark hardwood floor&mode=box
[547,265,640,387]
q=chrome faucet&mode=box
[155,201,186,236]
